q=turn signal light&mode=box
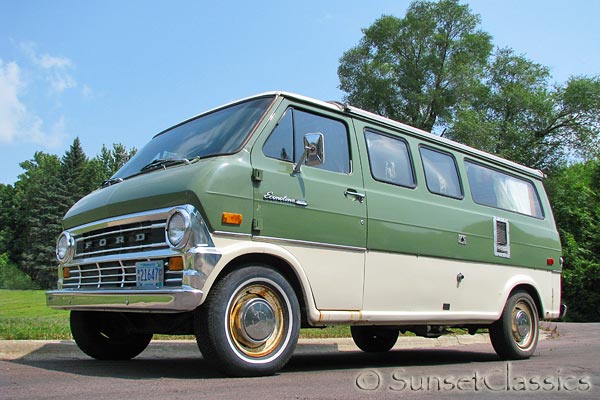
[222,212,243,225]
[63,267,71,279]
[168,257,184,271]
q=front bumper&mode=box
[46,286,204,313]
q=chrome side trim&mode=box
[213,231,252,239]
[252,235,366,252]
[46,287,204,312]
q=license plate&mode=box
[136,261,164,288]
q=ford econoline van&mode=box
[47,92,563,376]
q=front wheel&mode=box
[489,290,539,359]
[194,266,300,377]
[70,311,152,360]
[351,326,399,352]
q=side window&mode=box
[465,160,544,218]
[263,107,350,174]
[263,109,293,161]
[365,130,415,187]
[420,147,463,199]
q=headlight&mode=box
[56,231,75,263]
[166,208,192,249]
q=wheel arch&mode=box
[200,244,319,328]
[499,280,544,322]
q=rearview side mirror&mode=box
[294,133,325,173]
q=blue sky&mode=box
[1,0,599,184]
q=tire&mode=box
[489,290,539,359]
[70,311,152,360]
[194,265,300,377]
[351,326,399,352]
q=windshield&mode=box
[113,96,274,180]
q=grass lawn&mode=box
[0,290,70,339]
[0,290,354,340]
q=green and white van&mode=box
[47,92,564,376]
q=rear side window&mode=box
[365,130,415,188]
[465,161,544,218]
[420,147,463,199]
[263,108,351,174]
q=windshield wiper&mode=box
[100,177,123,188]
[140,158,191,172]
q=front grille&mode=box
[76,220,168,258]
[63,208,183,290]
[63,258,182,289]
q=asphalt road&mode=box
[1,323,598,400]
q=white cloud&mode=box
[20,41,77,94]
[0,58,66,147]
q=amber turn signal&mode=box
[168,257,184,271]
[222,212,243,225]
[62,267,71,279]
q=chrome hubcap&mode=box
[511,300,535,349]
[514,309,530,338]
[241,298,276,342]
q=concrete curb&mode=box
[0,333,494,361]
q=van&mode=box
[47,91,564,376]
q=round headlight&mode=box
[166,209,191,249]
[56,231,75,263]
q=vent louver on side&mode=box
[494,217,510,258]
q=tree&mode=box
[449,48,600,171]
[338,0,492,132]
[13,152,67,288]
[0,184,16,257]
[546,160,600,321]
[97,143,137,178]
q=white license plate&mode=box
[136,261,164,288]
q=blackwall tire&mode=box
[194,266,300,377]
[351,326,399,352]
[70,311,152,360]
[489,290,539,359]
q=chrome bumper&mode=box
[46,287,204,313]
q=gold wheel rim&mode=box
[228,283,286,358]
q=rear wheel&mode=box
[70,311,152,360]
[194,266,300,377]
[490,290,539,359]
[351,326,399,352]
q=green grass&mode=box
[0,290,70,339]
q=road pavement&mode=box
[1,322,598,399]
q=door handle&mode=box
[344,189,366,203]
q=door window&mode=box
[263,108,350,174]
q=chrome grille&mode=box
[63,258,183,289]
[75,220,168,259]
[63,207,183,290]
